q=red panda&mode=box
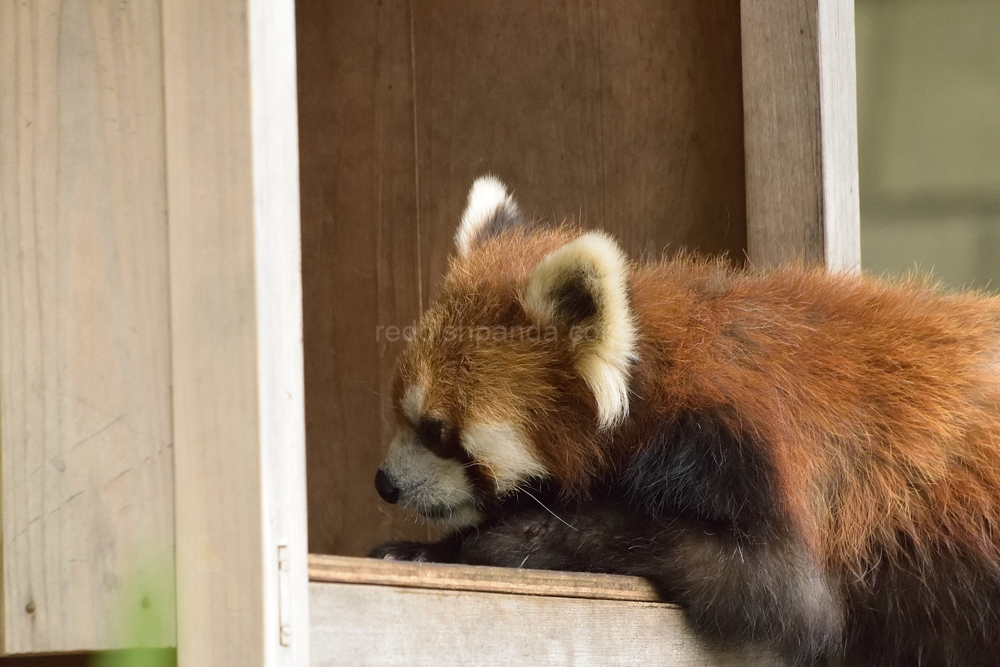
[371,176,1000,667]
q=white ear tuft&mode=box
[455,176,521,257]
[523,232,637,429]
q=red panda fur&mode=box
[397,227,1000,578]
[376,179,1000,666]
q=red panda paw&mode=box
[369,541,435,562]
[368,537,463,564]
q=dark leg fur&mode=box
[370,499,843,666]
[622,411,781,537]
[620,411,844,663]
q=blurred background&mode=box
[857,0,1000,291]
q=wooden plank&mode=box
[162,0,309,665]
[0,0,175,653]
[740,0,861,270]
[297,0,747,559]
[308,554,660,603]
[310,582,781,667]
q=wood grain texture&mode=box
[308,554,661,603]
[310,581,782,667]
[741,0,861,270]
[297,0,747,558]
[163,0,309,665]
[0,0,175,653]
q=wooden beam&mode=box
[162,0,309,665]
[310,581,782,667]
[740,0,861,270]
[296,0,748,560]
[308,554,661,603]
[0,0,175,653]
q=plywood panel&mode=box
[298,0,746,558]
[741,0,861,270]
[0,0,175,653]
[163,0,309,666]
[310,581,781,667]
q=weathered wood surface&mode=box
[163,0,309,665]
[309,554,661,603]
[0,0,175,653]
[741,0,861,270]
[296,0,747,559]
[310,581,782,667]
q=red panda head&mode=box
[374,177,637,527]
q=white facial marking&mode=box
[400,385,425,424]
[462,422,548,493]
[382,429,482,528]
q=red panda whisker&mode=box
[517,487,580,533]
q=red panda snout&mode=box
[379,374,554,526]
[379,425,484,528]
[379,372,554,527]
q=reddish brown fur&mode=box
[626,257,1000,583]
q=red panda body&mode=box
[372,178,1000,666]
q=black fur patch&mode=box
[621,411,780,537]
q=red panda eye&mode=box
[416,418,445,450]
[416,418,466,460]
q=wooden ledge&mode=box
[308,553,664,603]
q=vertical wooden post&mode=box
[163,0,309,665]
[741,0,861,270]
[0,0,175,653]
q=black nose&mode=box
[374,468,400,504]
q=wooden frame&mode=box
[742,0,861,270]
[306,0,860,663]
[163,0,309,666]
[297,0,750,561]
[0,0,858,664]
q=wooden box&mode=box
[0,1,858,665]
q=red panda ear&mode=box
[522,232,637,429]
[454,176,523,258]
